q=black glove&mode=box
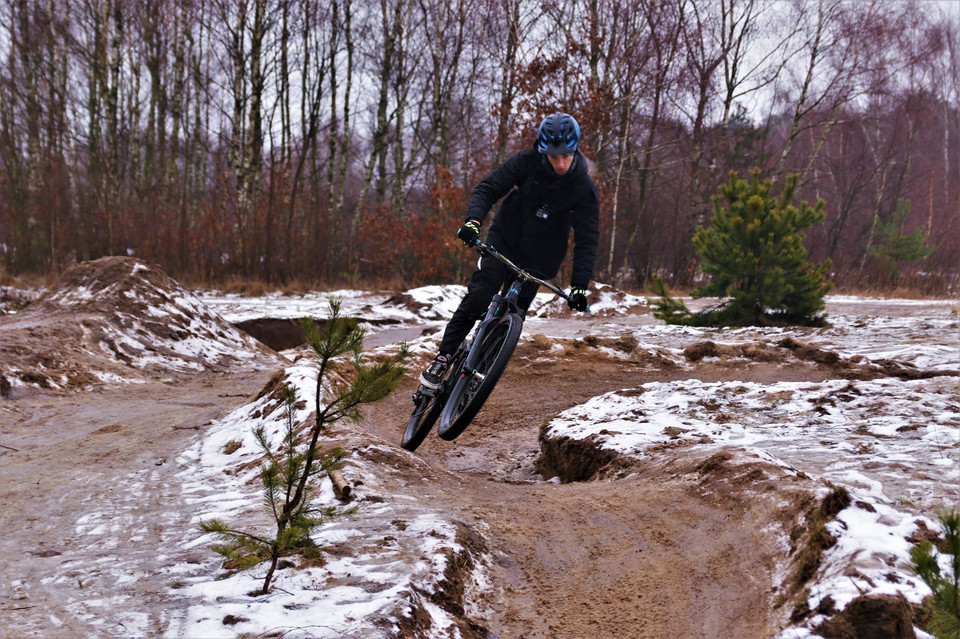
[568,287,588,312]
[457,219,481,246]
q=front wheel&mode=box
[437,313,523,441]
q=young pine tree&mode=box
[201,300,409,595]
[867,198,933,287]
[652,169,832,326]
[911,508,960,639]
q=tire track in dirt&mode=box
[0,371,276,638]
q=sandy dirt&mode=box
[0,372,278,638]
[1,356,817,639]
[360,353,841,639]
[0,258,946,638]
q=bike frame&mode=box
[457,240,572,382]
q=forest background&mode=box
[1,0,957,293]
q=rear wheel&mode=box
[437,313,522,441]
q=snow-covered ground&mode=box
[547,375,957,638]
[168,362,480,638]
[191,286,958,638]
[9,272,953,637]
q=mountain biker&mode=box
[420,112,600,390]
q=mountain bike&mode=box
[401,240,577,451]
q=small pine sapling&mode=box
[651,169,832,327]
[201,300,409,595]
[867,198,933,287]
[200,384,344,588]
[911,508,960,639]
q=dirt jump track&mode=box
[1,257,951,638]
[364,352,861,639]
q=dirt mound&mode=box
[684,340,786,363]
[775,336,957,380]
[514,333,682,371]
[384,292,433,314]
[380,291,457,322]
[533,282,647,318]
[39,256,188,312]
[0,257,276,395]
[680,337,958,380]
[815,593,917,639]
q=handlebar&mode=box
[473,240,571,302]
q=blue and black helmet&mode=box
[536,112,580,155]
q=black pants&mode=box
[438,256,540,355]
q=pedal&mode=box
[411,387,435,404]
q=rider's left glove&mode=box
[457,219,481,246]
[568,287,588,312]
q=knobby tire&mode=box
[437,313,523,441]
[401,350,464,451]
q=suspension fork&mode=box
[502,277,530,316]
[459,292,507,381]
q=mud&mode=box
[360,354,854,638]
[0,372,278,638]
[362,322,953,637]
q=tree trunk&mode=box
[247,0,266,277]
[359,0,402,212]
[335,0,354,215]
[493,0,522,166]
[390,9,407,220]
[228,1,249,271]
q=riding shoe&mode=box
[419,354,450,390]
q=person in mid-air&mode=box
[420,112,600,389]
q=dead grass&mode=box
[176,273,412,296]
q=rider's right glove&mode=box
[568,287,588,312]
[457,219,481,246]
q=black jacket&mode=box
[466,149,599,289]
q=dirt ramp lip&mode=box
[232,316,401,351]
[536,429,619,483]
